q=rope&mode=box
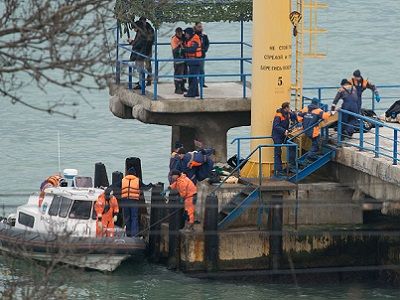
[134,204,182,238]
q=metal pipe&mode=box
[359,118,364,150]
[153,29,159,100]
[375,126,380,158]
[240,19,244,82]
[394,131,398,165]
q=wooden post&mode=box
[203,194,219,271]
[168,190,184,270]
[269,194,283,270]
[148,183,164,262]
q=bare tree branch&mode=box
[0,0,115,117]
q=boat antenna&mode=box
[58,131,61,176]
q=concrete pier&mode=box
[109,82,251,161]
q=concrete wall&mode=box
[195,181,362,228]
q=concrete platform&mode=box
[109,81,251,161]
[332,123,400,209]
[152,81,252,101]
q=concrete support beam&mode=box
[109,83,251,162]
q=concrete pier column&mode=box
[168,190,184,270]
[269,194,283,270]
[171,126,196,152]
[203,194,219,271]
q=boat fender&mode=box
[114,239,126,244]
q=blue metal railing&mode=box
[115,22,252,100]
[337,109,400,165]
[211,138,299,194]
[303,85,400,113]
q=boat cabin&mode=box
[14,175,104,237]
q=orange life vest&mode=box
[46,175,61,187]
[121,175,140,200]
[185,34,202,59]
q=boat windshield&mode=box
[69,200,91,220]
[48,196,73,218]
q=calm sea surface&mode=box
[1,0,400,298]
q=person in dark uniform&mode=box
[332,79,359,138]
[194,22,209,88]
[183,28,202,98]
[349,69,380,113]
[272,102,297,174]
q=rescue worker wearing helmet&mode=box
[272,102,298,175]
[169,170,197,230]
[121,167,141,237]
[182,27,202,98]
[332,79,359,138]
[95,187,119,238]
[297,98,332,161]
[349,69,380,113]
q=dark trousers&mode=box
[342,113,358,137]
[307,136,320,159]
[199,60,205,84]
[121,198,139,237]
[145,48,152,82]
[187,62,200,97]
[273,141,296,172]
[174,63,186,83]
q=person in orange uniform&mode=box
[121,167,141,237]
[38,174,63,207]
[171,27,186,94]
[297,98,332,161]
[349,69,380,113]
[169,170,197,230]
[95,187,119,238]
[183,27,202,98]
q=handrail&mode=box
[303,84,400,112]
[338,109,400,165]
[211,139,299,195]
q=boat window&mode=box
[48,196,62,216]
[69,200,91,220]
[18,212,34,228]
[59,197,73,218]
[91,202,97,220]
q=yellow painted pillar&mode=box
[241,0,293,178]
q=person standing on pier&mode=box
[121,168,141,237]
[95,188,119,237]
[139,17,155,87]
[297,98,332,161]
[272,102,297,175]
[183,27,202,98]
[128,21,147,90]
[171,28,187,94]
[349,69,380,112]
[331,79,359,138]
[194,22,209,88]
[169,170,197,230]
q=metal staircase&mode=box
[288,145,336,182]
[218,186,259,230]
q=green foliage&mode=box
[114,0,252,28]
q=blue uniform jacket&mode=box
[272,109,297,142]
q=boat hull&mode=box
[0,223,146,272]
